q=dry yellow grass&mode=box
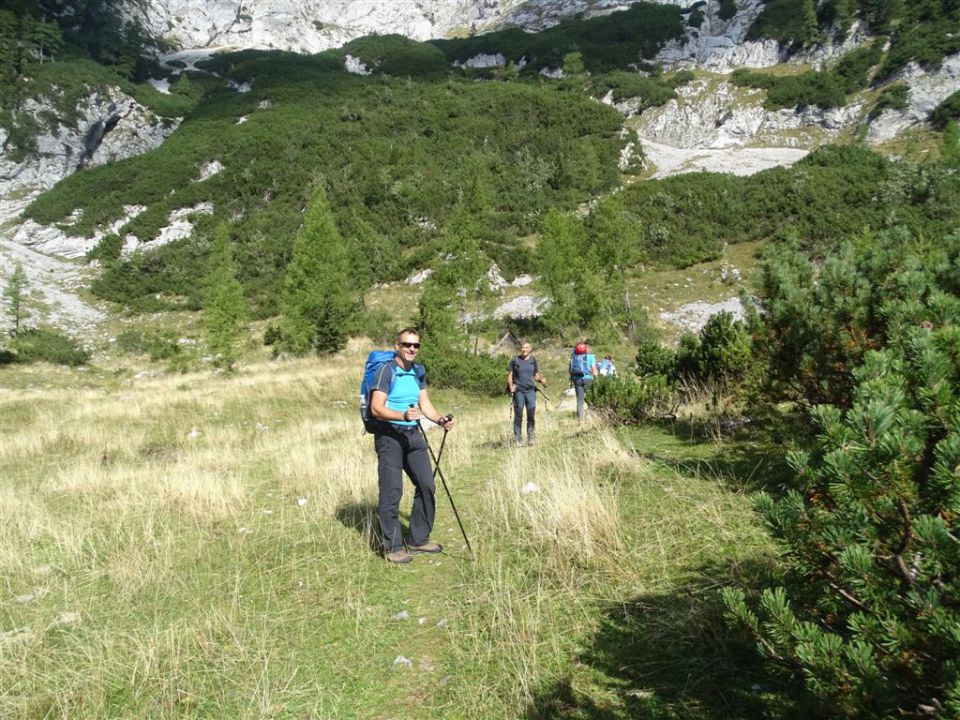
[0,345,771,719]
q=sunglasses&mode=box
[399,342,421,349]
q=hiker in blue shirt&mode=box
[569,342,598,422]
[597,355,617,377]
[369,328,455,564]
[507,340,547,447]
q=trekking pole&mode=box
[536,386,552,404]
[432,413,452,476]
[412,407,475,561]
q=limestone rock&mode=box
[0,87,177,216]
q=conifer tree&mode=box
[3,261,27,335]
[800,0,821,45]
[537,210,587,336]
[832,0,855,38]
[538,210,614,339]
[586,201,641,333]
[277,188,355,355]
[203,224,246,370]
[724,229,960,718]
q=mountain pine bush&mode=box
[753,229,960,408]
[724,229,960,718]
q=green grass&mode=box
[0,345,790,719]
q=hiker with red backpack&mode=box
[569,342,598,422]
[506,340,547,447]
[363,327,455,564]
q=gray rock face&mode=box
[867,53,960,144]
[133,0,509,53]
[634,77,864,152]
[0,87,177,215]
[656,0,782,71]
[131,0,683,53]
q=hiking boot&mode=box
[527,436,536,447]
[385,549,413,564]
[408,541,443,554]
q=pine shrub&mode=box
[723,334,960,717]
[724,228,960,717]
[9,328,89,366]
[586,374,675,424]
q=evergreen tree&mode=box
[753,231,922,408]
[417,277,460,351]
[277,188,356,355]
[832,0,855,37]
[537,210,588,336]
[3,261,28,335]
[695,311,752,382]
[724,228,960,718]
[203,224,246,370]
[800,0,821,45]
[586,201,642,333]
[434,201,488,332]
[562,50,585,76]
[941,120,960,168]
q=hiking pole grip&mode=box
[434,414,453,468]
[412,403,451,490]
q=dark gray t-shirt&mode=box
[509,355,538,391]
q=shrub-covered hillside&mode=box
[23,41,627,314]
[589,145,960,268]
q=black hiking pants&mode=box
[374,425,436,553]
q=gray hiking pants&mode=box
[374,425,436,552]
[574,378,592,422]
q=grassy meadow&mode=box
[0,338,789,719]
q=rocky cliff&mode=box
[0,89,177,218]
[132,0,680,54]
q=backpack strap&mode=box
[413,362,426,387]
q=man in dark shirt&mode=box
[506,341,547,447]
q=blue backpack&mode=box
[359,351,426,432]
[570,351,592,378]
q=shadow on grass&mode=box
[648,446,794,496]
[335,501,405,557]
[523,561,801,720]
[626,412,805,496]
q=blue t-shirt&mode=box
[373,359,426,427]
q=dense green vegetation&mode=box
[739,0,959,109]
[589,145,960,268]
[931,90,960,128]
[3,3,959,715]
[1,327,90,366]
[723,229,960,718]
[0,0,160,82]
[26,45,625,315]
[430,2,685,73]
[749,0,960,78]
[0,1,203,162]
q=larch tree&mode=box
[277,187,355,355]
[3,261,28,336]
[203,223,246,370]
